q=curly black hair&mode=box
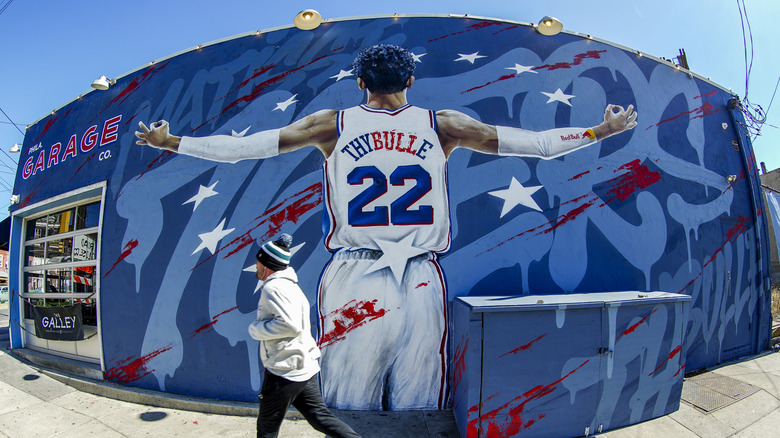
[352,44,416,94]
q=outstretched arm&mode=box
[134,109,339,161]
[437,104,637,159]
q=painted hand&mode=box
[135,120,180,151]
[603,104,638,135]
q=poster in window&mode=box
[33,304,84,341]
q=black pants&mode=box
[257,370,361,438]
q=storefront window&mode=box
[45,237,73,264]
[46,208,75,237]
[22,199,100,327]
[72,233,97,261]
[25,217,48,241]
[75,202,100,230]
[24,243,45,266]
[73,266,96,295]
[25,271,45,294]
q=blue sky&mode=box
[0,0,778,221]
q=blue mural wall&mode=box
[11,14,771,415]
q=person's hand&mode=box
[135,120,181,151]
[603,104,637,135]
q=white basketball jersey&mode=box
[323,104,451,253]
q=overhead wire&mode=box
[0,105,21,166]
[734,0,775,140]
[0,0,14,16]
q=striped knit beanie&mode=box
[256,233,292,271]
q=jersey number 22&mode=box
[347,164,433,226]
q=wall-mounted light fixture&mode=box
[91,75,116,90]
[10,143,21,153]
[536,16,562,36]
[294,9,322,30]
[10,194,20,205]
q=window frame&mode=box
[20,198,101,325]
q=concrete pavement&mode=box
[2,302,779,437]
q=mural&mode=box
[11,13,771,424]
[134,43,636,410]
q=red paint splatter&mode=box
[89,62,169,123]
[724,170,746,193]
[110,62,170,107]
[492,24,519,35]
[318,299,389,347]
[477,194,600,256]
[428,21,506,42]
[191,183,322,271]
[216,64,276,104]
[104,239,140,278]
[499,334,547,358]
[569,170,590,181]
[679,218,752,292]
[463,74,517,93]
[453,338,469,396]
[704,216,751,268]
[31,108,73,144]
[468,360,590,437]
[532,50,607,71]
[123,104,150,127]
[192,56,328,133]
[105,345,174,384]
[17,175,49,209]
[648,345,682,376]
[677,275,700,294]
[134,150,174,181]
[647,101,720,130]
[601,159,662,203]
[415,282,430,289]
[68,152,97,182]
[190,306,239,338]
[673,362,687,377]
[540,199,596,235]
[481,160,660,254]
[463,50,606,94]
[560,193,593,206]
[694,90,718,99]
[617,309,658,341]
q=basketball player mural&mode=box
[136,44,638,411]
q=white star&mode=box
[243,264,264,293]
[541,88,575,106]
[231,126,251,137]
[411,52,427,63]
[488,177,543,217]
[183,182,219,211]
[289,242,305,255]
[455,52,487,64]
[193,218,235,255]
[273,94,298,112]
[364,232,428,284]
[330,69,354,81]
[506,64,537,75]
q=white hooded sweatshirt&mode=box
[248,267,321,382]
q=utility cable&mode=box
[0,0,14,16]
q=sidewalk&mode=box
[2,302,779,437]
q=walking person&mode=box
[249,234,360,438]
